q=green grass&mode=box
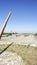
[3,32,12,36]
[0,44,37,65]
[3,32,18,35]
[34,33,37,36]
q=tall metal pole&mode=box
[0,11,11,39]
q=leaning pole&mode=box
[0,11,11,39]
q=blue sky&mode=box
[0,0,37,33]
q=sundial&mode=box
[0,11,12,54]
[0,11,11,39]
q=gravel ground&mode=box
[0,51,23,65]
[0,34,37,65]
[0,34,37,46]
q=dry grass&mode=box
[0,44,37,65]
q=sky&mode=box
[0,0,37,33]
